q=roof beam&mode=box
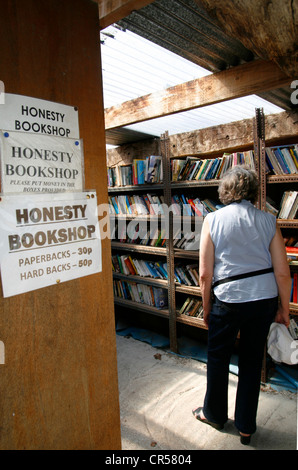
[98,0,156,30]
[104,59,291,130]
[196,0,298,78]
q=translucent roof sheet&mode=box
[101,25,284,146]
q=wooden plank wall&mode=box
[0,0,121,450]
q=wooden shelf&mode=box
[113,272,167,288]
[175,284,201,296]
[108,183,164,193]
[176,313,207,330]
[114,297,169,319]
[114,272,201,295]
[267,174,298,184]
[277,219,298,229]
[111,241,167,256]
[171,179,219,189]
[110,214,201,221]
[290,302,298,316]
[174,248,199,259]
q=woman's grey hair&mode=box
[218,165,259,205]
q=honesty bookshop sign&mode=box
[0,94,83,194]
[0,93,80,139]
[0,131,84,193]
[0,191,102,297]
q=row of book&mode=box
[266,191,298,219]
[178,297,203,318]
[112,254,167,279]
[284,236,298,247]
[171,150,255,182]
[109,193,165,216]
[112,253,200,286]
[113,223,167,247]
[171,195,223,216]
[112,221,200,251]
[109,193,222,217]
[172,231,200,251]
[286,246,298,266]
[107,156,163,187]
[107,144,298,187]
[266,145,298,176]
[113,279,168,309]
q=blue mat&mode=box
[116,320,297,392]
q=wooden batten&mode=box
[98,0,155,29]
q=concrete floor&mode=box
[116,334,297,451]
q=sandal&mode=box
[192,407,224,431]
[239,432,251,445]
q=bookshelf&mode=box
[255,109,298,380]
[108,111,298,379]
[108,131,257,353]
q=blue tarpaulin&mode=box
[116,319,297,393]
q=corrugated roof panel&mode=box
[101,25,211,108]
[101,25,284,147]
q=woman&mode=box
[193,165,291,445]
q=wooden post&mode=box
[0,0,121,449]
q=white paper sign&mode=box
[0,94,80,138]
[0,192,102,297]
[0,131,84,193]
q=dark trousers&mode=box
[203,295,278,434]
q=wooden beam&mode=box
[105,59,291,130]
[106,110,298,161]
[169,110,298,157]
[98,0,155,30]
[196,0,298,78]
[0,0,121,450]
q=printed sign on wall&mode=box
[0,93,80,138]
[0,191,102,297]
[0,131,84,193]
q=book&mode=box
[278,191,298,219]
[146,156,163,183]
[266,196,279,216]
[293,273,298,303]
[171,159,186,181]
[265,144,298,175]
[288,318,298,340]
[152,287,168,309]
[109,193,164,216]
[178,297,203,318]
[171,151,255,182]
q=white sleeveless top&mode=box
[206,200,278,303]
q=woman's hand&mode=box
[274,304,290,328]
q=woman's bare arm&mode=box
[199,218,215,327]
[269,224,292,327]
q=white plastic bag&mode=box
[267,322,298,365]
